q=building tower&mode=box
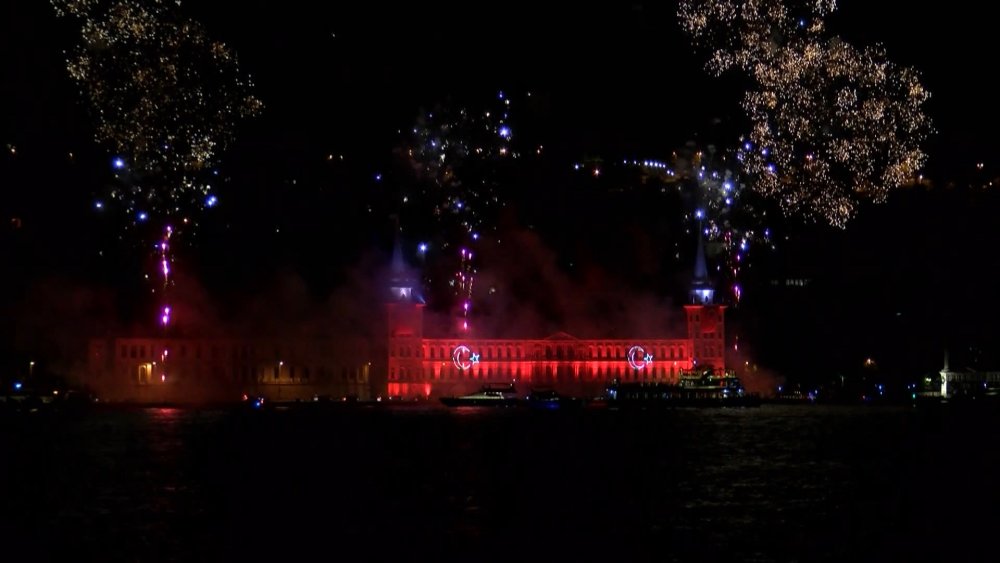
[684,225,727,371]
[386,235,426,397]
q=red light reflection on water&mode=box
[147,407,182,423]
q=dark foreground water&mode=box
[2,403,998,562]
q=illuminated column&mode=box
[939,350,950,398]
[386,235,425,398]
[685,304,726,370]
[685,221,726,370]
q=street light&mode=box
[29,361,35,379]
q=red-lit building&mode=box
[82,233,723,403]
[387,234,726,399]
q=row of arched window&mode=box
[389,364,681,381]
[133,364,367,384]
[118,341,298,362]
[391,343,691,361]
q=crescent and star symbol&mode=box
[452,345,481,370]
[627,345,653,370]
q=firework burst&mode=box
[679,0,931,227]
[397,91,519,333]
[620,145,775,303]
[54,0,261,326]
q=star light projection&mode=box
[53,0,262,328]
[398,91,519,334]
[678,0,931,227]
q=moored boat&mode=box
[606,369,761,408]
[440,383,520,407]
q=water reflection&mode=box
[1,405,997,562]
[146,406,183,420]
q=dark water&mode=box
[2,404,998,562]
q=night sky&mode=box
[3,1,1000,381]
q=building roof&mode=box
[544,332,579,341]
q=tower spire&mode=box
[693,222,709,282]
[689,220,715,305]
[387,219,418,302]
[390,230,406,277]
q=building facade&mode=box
[86,336,372,403]
[85,234,723,403]
[387,233,726,399]
[938,351,1000,399]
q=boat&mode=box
[440,383,520,407]
[606,368,761,408]
[526,388,582,410]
